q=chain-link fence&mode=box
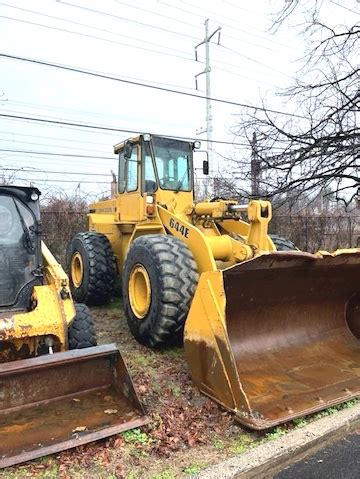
[40,210,360,266]
[41,210,87,266]
[270,215,360,252]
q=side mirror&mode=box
[202,160,209,175]
[124,141,132,160]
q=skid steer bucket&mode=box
[185,250,360,430]
[0,344,148,468]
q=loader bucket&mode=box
[0,344,148,468]
[184,251,360,430]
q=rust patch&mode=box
[0,344,148,468]
[221,253,360,428]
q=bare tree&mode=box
[41,192,88,264]
[230,1,359,208]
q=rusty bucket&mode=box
[184,251,360,429]
[0,344,148,468]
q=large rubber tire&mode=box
[123,235,199,349]
[68,232,116,305]
[68,303,97,349]
[270,234,298,251]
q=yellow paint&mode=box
[184,270,251,414]
[1,242,76,361]
[158,206,217,273]
[128,264,151,319]
[78,134,360,426]
[1,285,68,354]
[71,252,84,288]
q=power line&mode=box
[0,130,110,147]
[0,148,115,160]
[0,137,110,154]
[62,0,277,52]
[5,99,197,130]
[330,1,360,15]
[0,3,196,60]
[2,153,114,169]
[11,176,110,184]
[3,167,111,177]
[218,44,293,78]
[212,64,279,88]
[59,0,201,39]
[0,113,254,147]
[0,53,305,118]
[158,0,290,48]
[0,16,193,62]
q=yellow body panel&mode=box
[184,270,251,416]
[83,134,360,430]
[0,242,76,361]
[0,285,68,356]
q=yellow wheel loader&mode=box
[68,134,360,430]
[0,186,147,468]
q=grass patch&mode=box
[264,426,287,441]
[122,428,151,446]
[212,437,225,450]
[313,399,359,420]
[167,382,182,397]
[183,462,207,475]
[4,459,60,479]
[160,348,184,360]
[127,350,157,369]
[152,470,176,479]
[293,417,307,428]
[230,434,253,454]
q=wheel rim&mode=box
[71,252,84,288]
[129,264,151,319]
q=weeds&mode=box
[230,434,253,454]
[293,417,307,428]
[264,426,287,441]
[160,348,183,360]
[183,463,207,475]
[152,470,175,479]
[212,437,224,450]
[122,428,151,446]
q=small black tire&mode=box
[270,234,298,251]
[123,235,199,349]
[67,232,116,305]
[68,303,97,349]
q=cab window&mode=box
[143,141,157,193]
[152,137,191,191]
[125,146,138,192]
[118,151,125,193]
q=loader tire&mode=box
[68,303,97,349]
[270,234,298,251]
[68,232,116,305]
[123,235,199,349]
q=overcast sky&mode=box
[0,0,352,200]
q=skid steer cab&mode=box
[69,134,360,431]
[0,186,147,469]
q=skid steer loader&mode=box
[68,134,360,430]
[0,186,147,468]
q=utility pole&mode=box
[194,19,221,176]
[250,132,261,198]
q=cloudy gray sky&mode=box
[0,0,352,199]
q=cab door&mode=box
[117,144,145,223]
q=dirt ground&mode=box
[4,300,358,479]
[4,299,263,479]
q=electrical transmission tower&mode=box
[194,19,221,175]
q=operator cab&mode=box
[0,186,42,310]
[115,134,203,196]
